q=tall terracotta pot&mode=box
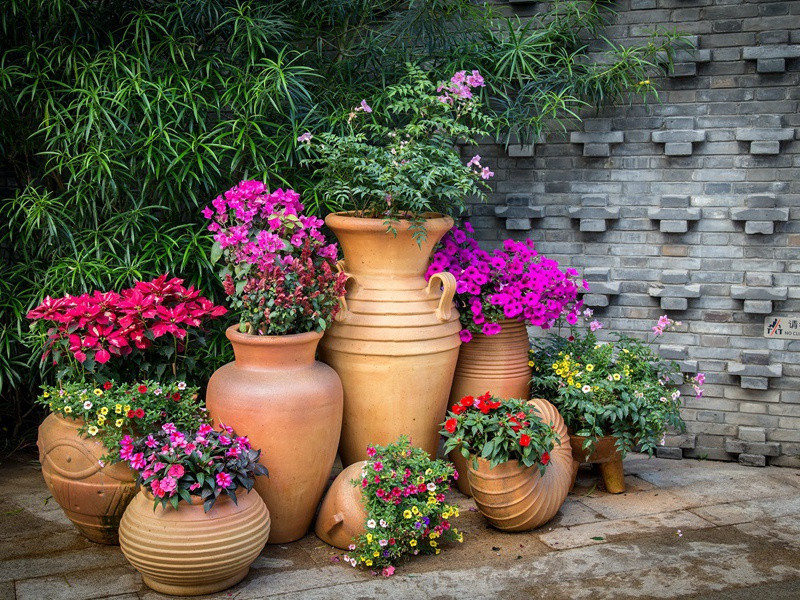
[206,327,343,543]
[119,489,269,596]
[466,398,573,532]
[319,213,461,466]
[449,319,532,495]
[37,412,138,544]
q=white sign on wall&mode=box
[764,316,800,339]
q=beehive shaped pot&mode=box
[315,461,368,549]
[319,213,461,465]
[448,319,532,495]
[119,489,269,596]
[466,398,573,532]
[206,327,343,543]
[37,413,137,544]
[570,434,625,494]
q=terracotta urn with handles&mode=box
[206,326,343,543]
[447,319,532,495]
[319,213,461,465]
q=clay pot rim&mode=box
[325,211,454,233]
[141,488,244,508]
[225,325,323,346]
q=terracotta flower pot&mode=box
[319,212,461,465]
[315,461,368,550]
[206,327,343,543]
[119,489,269,596]
[448,319,532,495]
[466,398,573,532]
[569,434,625,494]
[37,412,138,544]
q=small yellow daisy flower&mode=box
[430,540,437,547]
[100,407,108,415]
[115,418,124,427]
[93,389,103,396]
[115,404,122,414]
[412,506,420,515]
[373,551,379,557]
[123,405,131,413]
[409,539,417,547]
[97,417,106,426]
[366,533,373,542]
[87,425,99,436]
[63,406,72,414]
[365,559,372,566]
[613,373,621,381]
[586,364,594,372]
[403,510,412,519]
[43,391,50,398]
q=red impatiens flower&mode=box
[138,384,148,394]
[519,434,531,447]
[541,451,550,465]
[451,404,464,415]
[135,408,145,418]
[460,395,474,407]
[127,409,136,418]
[103,381,113,390]
[444,418,457,433]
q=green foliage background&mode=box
[0,0,682,450]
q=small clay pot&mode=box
[447,319,532,496]
[315,461,368,550]
[569,434,625,494]
[37,413,137,544]
[119,489,270,596]
[466,398,573,532]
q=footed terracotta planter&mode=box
[448,319,531,495]
[119,489,269,596]
[206,327,343,543]
[466,398,573,532]
[315,461,368,549]
[570,434,625,494]
[319,213,461,465]
[37,412,137,544]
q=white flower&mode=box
[366,519,376,529]
[348,544,356,551]
[83,400,93,410]
[379,519,387,528]
[154,387,163,396]
[427,483,436,492]
[343,554,349,562]
[581,385,592,393]
[379,539,388,547]
[177,381,187,390]
[671,390,681,400]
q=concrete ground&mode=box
[2,453,800,600]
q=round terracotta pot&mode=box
[315,461,368,550]
[206,327,343,543]
[569,433,626,494]
[37,412,138,544]
[466,398,573,532]
[448,319,532,495]
[319,213,461,465]
[119,489,269,596]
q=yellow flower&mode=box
[97,417,106,426]
[123,405,131,413]
[430,540,437,547]
[115,418,124,427]
[99,407,108,415]
[409,539,417,547]
[403,510,412,519]
[115,404,122,414]
[63,406,72,414]
[430,531,439,539]
[412,506,420,515]
[639,79,650,85]
[528,361,535,367]
[586,364,594,372]
[425,468,432,475]
[435,548,441,554]
[623,348,630,354]
[87,425,99,436]
[93,389,103,396]
[365,559,373,566]
[366,533,373,542]
[43,391,50,398]
[551,363,558,369]
[453,508,460,517]
[613,373,621,381]
[373,551,379,557]
[457,533,464,542]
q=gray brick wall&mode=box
[469,0,800,467]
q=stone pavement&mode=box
[2,453,800,600]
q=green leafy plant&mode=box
[441,393,559,472]
[300,65,494,239]
[344,436,461,575]
[37,380,206,461]
[529,313,697,456]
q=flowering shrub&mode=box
[441,394,559,472]
[26,275,226,382]
[203,180,346,335]
[300,66,494,242]
[427,224,583,342]
[529,312,696,456]
[36,380,206,460]
[343,436,461,574]
[121,423,267,512]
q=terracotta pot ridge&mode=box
[226,326,322,368]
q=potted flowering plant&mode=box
[316,436,462,576]
[427,224,583,494]
[441,394,572,531]
[301,67,493,466]
[203,180,345,543]
[529,313,698,493]
[118,423,270,596]
[27,275,225,544]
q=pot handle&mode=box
[335,260,356,322]
[426,271,456,321]
[318,511,345,537]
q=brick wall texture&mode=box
[469,0,800,467]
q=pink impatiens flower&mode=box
[297,132,312,143]
[589,320,603,332]
[216,472,233,489]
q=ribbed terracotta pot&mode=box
[319,213,461,465]
[448,319,532,495]
[206,327,343,543]
[37,412,137,544]
[119,489,269,596]
[315,461,368,550]
[570,434,625,494]
[466,398,573,532]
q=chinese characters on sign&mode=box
[764,316,800,339]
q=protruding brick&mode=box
[743,300,773,314]
[738,453,766,467]
[750,141,781,155]
[745,221,775,235]
[738,426,766,443]
[656,447,683,459]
